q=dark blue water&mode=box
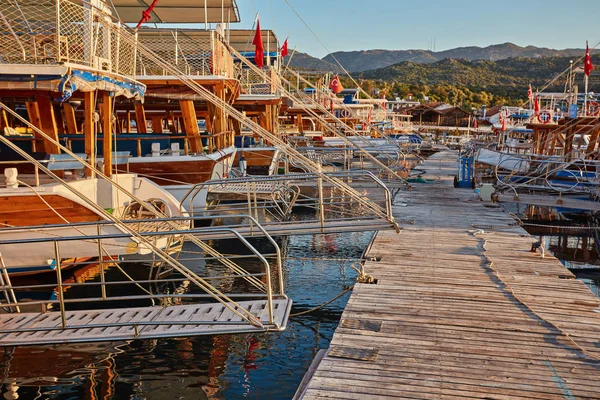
[0,230,374,399]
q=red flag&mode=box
[280,39,289,58]
[534,96,540,114]
[253,19,264,68]
[329,75,343,94]
[585,41,594,77]
[136,0,159,29]
[527,84,533,102]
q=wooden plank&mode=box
[134,102,147,134]
[179,100,202,153]
[63,102,79,134]
[297,150,600,399]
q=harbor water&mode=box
[513,203,600,298]
[0,227,374,399]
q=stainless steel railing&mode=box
[0,214,285,330]
[180,171,397,233]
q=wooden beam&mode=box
[54,105,65,135]
[151,116,163,134]
[587,126,600,159]
[134,102,147,133]
[0,109,8,130]
[179,100,202,153]
[26,96,60,154]
[83,92,95,178]
[126,111,132,133]
[63,102,79,134]
[231,117,241,136]
[207,83,228,150]
[563,126,574,160]
[101,92,113,176]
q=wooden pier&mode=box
[296,150,600,399]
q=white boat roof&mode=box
[109,0,240,23]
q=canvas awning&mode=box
[228,29,279,53]
[108,0,240,24]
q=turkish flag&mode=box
[329,75,344,94]
[253,19,264,68]
[585,41,594,77]
[534,96,540,114]
[281,39,289,58]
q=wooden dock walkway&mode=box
[296,150,600,399]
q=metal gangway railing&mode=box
[180,171,399,236]
[288,144,408,173]
[0,215,290,346]
[271,65,410,184]
[0,102,293,341]
[493,153,600,196]
[110,24,401,230]
[0,4,402,232]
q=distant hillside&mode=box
[316,43,594,73]
[358,56,600,94]
[284,52,341,72]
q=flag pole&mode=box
[585,74,589,117]
[283,45,297,74]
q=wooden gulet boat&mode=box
[0,0,191,275]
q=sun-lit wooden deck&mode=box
[296,150,600,399]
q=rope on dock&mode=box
[289,286,354,317]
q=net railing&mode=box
[136,30,234,78]
[237,65,280,95]
[0,0,136,77]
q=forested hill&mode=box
[322,43,594,72]
[357,56,600,97]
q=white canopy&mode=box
[108,0,240,24]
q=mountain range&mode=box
[286,43,594,73]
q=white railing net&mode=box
[136,30,234,78]
[0,0,136,76]
[236,65,280,95]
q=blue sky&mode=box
[235,0,600,58]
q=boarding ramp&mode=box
[181,171,400,237]
[0,216,291,346]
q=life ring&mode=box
[587,101,600,116]
[340,109,351,118]
[538,111,552,124]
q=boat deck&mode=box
[0,299,291,346]
[296,150,600,399]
